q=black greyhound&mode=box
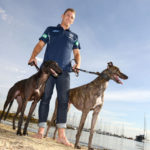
[0,60,62,135]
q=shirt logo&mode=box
[52,30,60,32]
[69,33,74,38]
[42,34,48,39]
[75,41,79,46]
[67,33,74,40]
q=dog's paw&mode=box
[43,135,47,138]
[16,130,22,136]
[23,131,28,136]
[74,144,81,149]
[88,148,94,150]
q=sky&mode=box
[0,0,150,139]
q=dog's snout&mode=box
[120,73,128,80]
[124,75,128,79]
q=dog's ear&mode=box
[107,62,113,68]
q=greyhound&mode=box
[44,62,128,150]
[0,60,62,135]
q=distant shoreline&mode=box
[0,110,39,124]
[0,110,77,130]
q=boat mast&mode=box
[144,113,147,140]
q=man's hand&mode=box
[28,58,37,66]
[72,63,80,74]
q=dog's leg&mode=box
[45,99,71,139]
[17,100,28,135]
[53,127,58,139]
[88,105,102,150]
[75,111,89,149]
[44,99,58,138]
[23,100,38,135]
[13,96,22,130]
[52,101,71,139]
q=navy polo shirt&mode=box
[39,24,81,72]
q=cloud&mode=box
[105,89,150,102]
[0,7,7,21]
[2,65,26,74]
[0,7,13,24]
[0,7,9,21]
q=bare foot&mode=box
[32,127,44,139]
[32,133,43,139]
[56,137,73,147]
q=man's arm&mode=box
[28,40,46,65]
[73,49,81,72]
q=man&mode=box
[28,8,81,146]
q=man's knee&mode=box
[57,91,69,103]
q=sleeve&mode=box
[39,27,50,44]
[73,35,81,50]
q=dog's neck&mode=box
[38,69,50,79]
[35,70,50,89]
[96,68,111,82]
[100,72,110,81]
[91,69,110,91]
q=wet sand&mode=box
[0,123,87,150]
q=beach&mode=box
[0,123,87,150]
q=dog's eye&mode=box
[115,69,119,73]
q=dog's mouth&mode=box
[50,68,58,77]
[114,75,123,84]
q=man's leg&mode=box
[56,71,73,146]
[33,76,55,139]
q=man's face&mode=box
[61,11,75,28]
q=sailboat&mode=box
[135,114,147,142]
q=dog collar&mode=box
[100,72,110,81]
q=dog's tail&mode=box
[0,86,16,122]
[0,99,12,122]
[4,100,14,120]
[0,99,11,121]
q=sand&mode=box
[0,123,87,150]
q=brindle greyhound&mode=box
[44,62,128,150]
[0,60,62,135]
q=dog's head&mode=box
[102,62,128,84]
[42,60,62,77]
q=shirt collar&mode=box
[57,24,70,31]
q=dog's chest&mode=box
[92,82,108,108]
[92,96,103,109]
[34,84,44,96]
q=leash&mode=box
[29,60,101,76]
[76,68,100,76]
[71,59,100,77]
[28,61,40,71]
